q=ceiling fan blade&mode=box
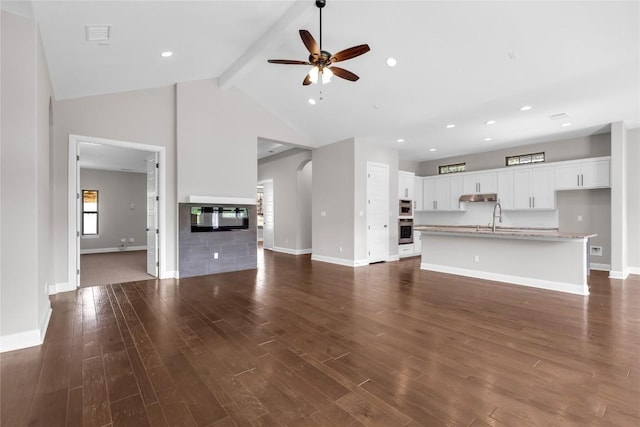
[303,74,312,86]
[299,30,320,56]
[330,44,370,63]
[267,59,310,65]
[330,66,359,82]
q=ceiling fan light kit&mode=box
[267,0,370,86]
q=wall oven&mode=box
[399,199,412,217]
[399,219,413,244]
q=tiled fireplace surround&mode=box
[178,203,257,278]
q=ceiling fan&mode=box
[267,0,370,85]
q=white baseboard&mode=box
[387,255,400,262]
[81,246,147,255]
[609,269,630,280]
[421,263,589,296]
[311,254,370,267]
[629,266,640,275]
[1,305,52,353]
[49,281,77,295]
[161,270,178,279]
[590,263,611,271]
[273,247,312,256]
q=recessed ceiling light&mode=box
[484,137,492,142]
[308,98,316,105]
[161,51,173,58]
[485,120,496,125]
[429,148,436,152]
[386,57,397,67]
[520,105,532,111]
[561,122,572,127]
[446,124,456,129]
[397,138,405,143]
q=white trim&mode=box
[80,246,146,255]
[609,269,630,279]
[311,254,370,267]
[273,247,312,255]
[387,255,400,262]
[629,266,640,275]
[420,262,589,295]
[69,135,168,287]
[164,270,179,279]
[0,306,51,353]
[589,263,611,271]
[187,196,256,205]
[49,282,76,295]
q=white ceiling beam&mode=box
[219,1,314,90]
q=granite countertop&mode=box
[414,224,596,240]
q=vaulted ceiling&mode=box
[21,1,640,161]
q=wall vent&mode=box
[85,25,111,42]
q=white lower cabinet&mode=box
[399,243,414,257]
[414,231,422,254]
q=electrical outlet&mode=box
[321,211,327,217]
[128,237,134,243]
[474,255,480,263]
[120,238,126,243]
[339,246,343,253]
[214,252,219,259]
[590,246,603,256]
[577,215,583,222]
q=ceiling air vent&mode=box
[85,25,111,42]
[549,113,568,120]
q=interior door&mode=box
[75,143,81,287]
[263,180,274,250]
[367,162,389,263]
[146,153,159,276]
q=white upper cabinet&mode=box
[463,171,498,194]
[555,157,610,190]
[497,170,514,210]
[414,177,423,211]
[513,167,555,210]
[421,175,462,211]
[398,171,415,200]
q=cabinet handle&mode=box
[529,197,531,208]
[405,188,408,198]
[577,174,580,186]
[581,174,584,186]
[532,197,535,208]
[413,201,416,209]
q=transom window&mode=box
[506,152,545,166]
[82,189,99,235]
[439,162,466,175]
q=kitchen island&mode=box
[415,225,596,295]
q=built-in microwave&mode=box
[399,199,412,217]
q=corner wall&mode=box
[626,128,640,274]
[1,10,53,351]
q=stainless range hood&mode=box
[459,193,498,203]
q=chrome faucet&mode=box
[492,201,502,232]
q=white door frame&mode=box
[258,179,274,250]
[68,134,167,289]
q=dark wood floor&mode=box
[2,250,639,427]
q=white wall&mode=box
[626,128,640,273]
[80,169,147,252]
[54,85,178,281]
[175,79,313,202]
[1,10,53,350]
[610,122,627,277]
[419,133,611,176]
[415,204,559,229]
[312,139,356,262]
[258,149,313,253]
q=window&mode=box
[82,190,98,235]
[506,152,545,166]
[438,162,466,175]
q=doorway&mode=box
[260,179,274,251]
[68,135,166,289]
